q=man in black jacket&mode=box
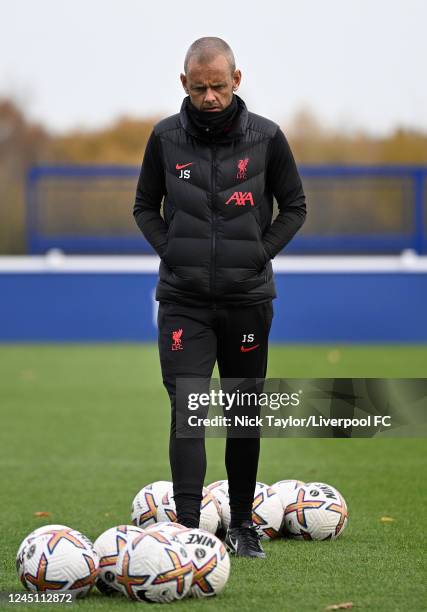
[134,37,306,558]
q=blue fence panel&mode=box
[1,271,426,342]
[26,165,427,255]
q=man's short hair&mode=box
[184,37,236,74]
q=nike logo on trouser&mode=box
[240,344,260,353]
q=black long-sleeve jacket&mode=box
[134,95,306,307]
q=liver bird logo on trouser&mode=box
[171,328,183,351]
[237,158,249,179]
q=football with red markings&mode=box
[271,479,305,532]
[116,530,193,603]
[157,485,221,534]
[16,524,69,587]
[207,480,283,538]
[93,525,145,595]
[252,482,284,539]
[176,528,230,598]
[207,480,231,531]
[145,521,188,538]
[271,479,305,509]
[19,526,99,597]
[283,482,348,540]
[131,481,172,528]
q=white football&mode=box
[206,480,227,491]
[284,482,348,540]
[271,479,305,509]
[271,479,305,535]
[16,525,69,587]
[252,482,283,540]
[93,525,145,595]
[158,486,221,534]
[207,480,283,538]
[116,530,193,603]
[21,527,99,597]
[206,481,230,531]
[131,481,172,528]
[145,522,188,538]
[176,528,230,598]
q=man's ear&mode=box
[232,69,242,91]
[180,73,189,94]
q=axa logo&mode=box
[225,191,254,206]
[236,158,249,179]
[176,162,193,180]
[171,328,183,351]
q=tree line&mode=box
[1,99,426,254]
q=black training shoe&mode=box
[225,522,266,559]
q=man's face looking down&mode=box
[180,54,241,112]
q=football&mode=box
[283,482,348,540]
[252,482,284,539]
[271,479,305,510]
[131,481,173,528]
[116,530,193,603]
[16,524,69,587]
[145,521,188,538]
[20,526,99,597]
[271,479,305,533]
[157,485,221,534]
[207,480,283,538]
[176,528,230,598]
[206,481,231,531]
[93,525,145,595]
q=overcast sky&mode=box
[1,0,425,135]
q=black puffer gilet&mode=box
[156,95,278,307]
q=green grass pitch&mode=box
[0,344,426,611]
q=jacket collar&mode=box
[179,94,248,142]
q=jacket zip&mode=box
[210,141,217,309]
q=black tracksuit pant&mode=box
[157,300,274,528]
